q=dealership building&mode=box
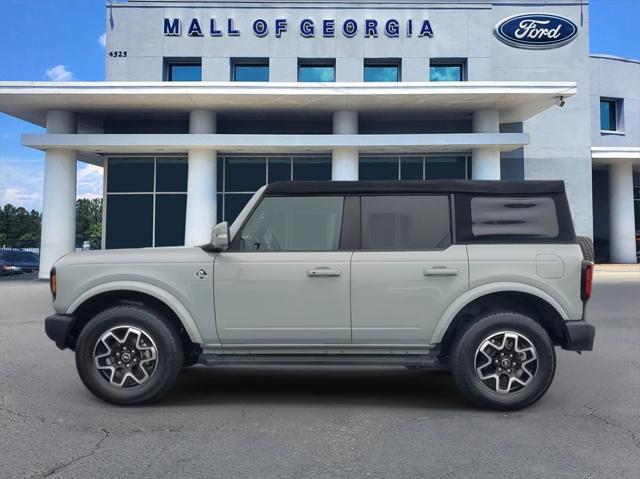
[0,0,638,277]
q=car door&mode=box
[214,194,353,344]
[351,195,469,345]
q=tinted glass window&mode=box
[299,64,335,82]
[225,157,266,191]
[155,194,187,246]
[471,197,559,238]
[600,99,617,131]
[234,64,269,81]
[293,157,331,181]
[430,65,463,82]
[268,157,292,183]
[400,157,423,180]
[107,158,154,192]
[361,195,451,250]
[240,196,343,251]
[427,156,467,179]
[106,195,153,249]
[168,63,202,81]
[156,157,188,192]
[360,157,398,180]
[225,194,253,224]
[364,65,399,82]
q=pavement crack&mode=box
[583,405,640,449]
[30,428,111,478]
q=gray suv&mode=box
[45,180,595,409]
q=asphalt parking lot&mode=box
[1,275,639,479]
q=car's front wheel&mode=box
[450,311,556,410]
[75,305,184,405]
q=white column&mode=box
[185,110,217,246]
[332,111,358,180]
[608,161,637,263]
[472,110,501,180]
[39,111,77,279]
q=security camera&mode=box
[555,96,566,107]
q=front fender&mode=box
[66,281,204,344]
[429,282,569,344]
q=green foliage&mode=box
[75,198,103,248]
[0,204,41,246]
[0,199,103,249]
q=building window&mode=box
[359,155,470,181]
[105,157,188,249]
[364,59,400,82]
[165,59,202,81]
[600,98,622,132]
[217,155,332,224]
[298,59,335,82]
[232,59,269,81]
[429,59,466,81]
[634,186,640,233]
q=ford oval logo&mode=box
[494,13,578,49]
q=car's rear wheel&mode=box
[450,311,556,410]
[75,305,184,405]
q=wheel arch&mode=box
[66,282,203,349]
[433,284,570,359]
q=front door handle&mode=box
[307,268,342,277]
[423,267,459,277]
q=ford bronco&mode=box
[45,180,595,409]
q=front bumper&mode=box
[562,320,595,352]
[45,314,77,350]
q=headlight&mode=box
[49,267,57,300]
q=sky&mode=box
[1,0,639,212]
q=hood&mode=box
[54,246,214,267]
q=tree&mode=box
[76,198,103,249]
[0,204,41,247]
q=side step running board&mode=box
[198,354,440,368]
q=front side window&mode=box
[361,195,451,250]
[166,60,202,81]
[232,60,269,81]
[239,196,344,251]
[600,98,618,131]
[471,197,559,238]
[298,60,335,82]
[429,61,465,81]
[364,60,400,82]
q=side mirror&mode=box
[211,222,230,250]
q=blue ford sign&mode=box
[494,13,578,49]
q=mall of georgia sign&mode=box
[494,13,578,49]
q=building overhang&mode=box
[0,81,577,125]
[22,132,529,156]
[592,147,640,168]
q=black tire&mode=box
[450,311,556,410]
[75,305,184,405]
[577,236,594,262]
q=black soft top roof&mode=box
[265,180,566,196]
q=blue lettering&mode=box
[253,19,268,37]
[300,19,315,38]
[407,19,413,37]
[228,18,240,36]
[275,18,287,38]
[419,19,434,38]
[209,18,222,37]
[365,19,378,38]
[385,19,399,38]
[323,19,335,37]
[187,18,203,37]
[163,18,181,36]
[342,19,357,38]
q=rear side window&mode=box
[471,197,559,238]
[361,195,451,250]
[239,196,344,251]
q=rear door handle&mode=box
[423,267,459,277]
[307,268,342,277]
